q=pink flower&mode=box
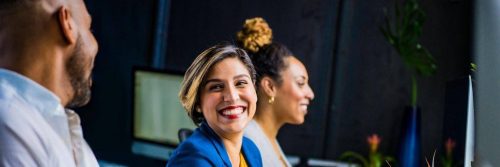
[367,134,381,153]
[445,138,456,156]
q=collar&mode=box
[0,68,64,116]
[199,122,261,167]
[199,122,233,166]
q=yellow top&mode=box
[239,152,248,167]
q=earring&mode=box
[268,96,275,104]
[196,107,201,113]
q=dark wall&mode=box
[165,0,341,159]
[78,0,165,166]
[325,0,472,160]
[77,0,471,165]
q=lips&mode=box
[217,105,246,119]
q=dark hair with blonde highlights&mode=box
[179,43,256,125]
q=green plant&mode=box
[380,0,437,106]
[424,138,457,167]
[340,134,396,167]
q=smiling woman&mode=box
[238,17,315,167]
[166,44,262,167]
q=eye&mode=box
[208,84,224,91]
[297,80,306,87]
[235,80,248,88]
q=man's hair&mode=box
[0,0,20,9]
[0,0,34,13]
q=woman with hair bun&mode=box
[238,17,315,167]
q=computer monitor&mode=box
[131,67,196,160]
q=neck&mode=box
[254,103,284,139]
[0,48,72,106]
[0,9,73,107]
[220,133,243,167]
[206,123,244,167]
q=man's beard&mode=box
[66,37,93,108]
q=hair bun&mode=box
[236,17,273,53]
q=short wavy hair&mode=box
[179,43,256,125]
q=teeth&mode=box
[222,108,243,115]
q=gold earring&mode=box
[196,107,201,113]
[268,96,275,104]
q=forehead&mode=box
[283,57,308,78]
[206,57,250,79]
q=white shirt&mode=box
[0,69,98,167]
[244,120,292,167]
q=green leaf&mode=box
[381,0,437,106]
[340,151,369,167]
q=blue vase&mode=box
[399,106,421,167]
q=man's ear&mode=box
[57,6,77,44]
[260,76,277,97]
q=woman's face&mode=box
[273,56,315,124]
[199,57,257,136]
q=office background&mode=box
[77,0,472,166]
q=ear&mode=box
[57,6,78,44]
[260,76,277,97]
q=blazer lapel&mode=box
[200,122,232,167]
[242,138,262,167]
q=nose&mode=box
[305,84,314,101]
[223,85,240,102]
[90,33,99,57]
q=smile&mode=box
[217,105,246,119]
[300,103,309,114]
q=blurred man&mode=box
[0,0,99,166]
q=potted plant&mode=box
[340,134,396,167]
[379,0,437,166]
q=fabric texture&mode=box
[244,120,291,167]
[167,121,262,167]
[0,69,98,167]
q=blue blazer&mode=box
[166,122,262,167]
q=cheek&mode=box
[282,85,303,102]
[200,94,219,116]
[292,86,307,100]
[245,88,257,103]
[82,31,98,59]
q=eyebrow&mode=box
[204,74,251,85]
[233,74,251,80]
[295,75,307,80]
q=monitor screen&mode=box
[133,68,196,146]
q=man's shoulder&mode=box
[0,97,21,125]
[0,94,61,152]
[0,96,37,128]
[0,98,74,167]
[0,97,46,143]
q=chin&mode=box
[222,125,246,134]
[295,120,305,125]
[290,117,305,125]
